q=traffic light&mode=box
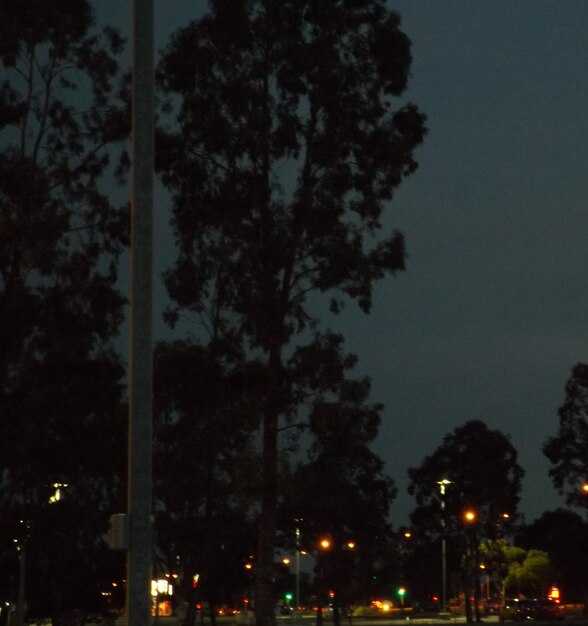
[397,587,406,597]
[285,593,293,603]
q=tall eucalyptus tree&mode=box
[0,1,129,620]
[157,2,426,623]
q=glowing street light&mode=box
[316,536,355,626]
[462,508,479,622]
[319,538,332,550]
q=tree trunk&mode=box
[254,410,278,626]
[183,586,197,626]
[473,543,481,622]
[333,598,341,626]
[463,565,473,624]
[253,285,284,625]
[209,602,217,626]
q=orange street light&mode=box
[463,510,477,524]
[582,483,588,493]
[319,538,332,550]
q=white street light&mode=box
[436,479,452,613]
[295,519,302,610]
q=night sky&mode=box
[94,1,588,526]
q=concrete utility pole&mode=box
[127,1,154,624]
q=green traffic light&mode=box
[397,587,406,597]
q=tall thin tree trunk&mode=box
[255,410,278,626]
[255,416,277,626]
[254,344,281,626]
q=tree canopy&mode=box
[156,2,426,624]
[279,370,397,612]
[408,420,524,540]
[152,340,262,621]
[517,508,588,601]
[544,363,588,508]
[504,549,553,599]
[0,1,128,621]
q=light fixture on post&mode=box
[462,508,480,623]
[295,519,302,611]
[436,479,452,614]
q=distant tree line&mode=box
[2,2,588,626]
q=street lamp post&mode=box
[15,532,26,626]
[295,520,302,611]
[463,509,479,624]
[436,479,452,614]
[316,537,355,626]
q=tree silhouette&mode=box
[0,1,128,622]
[408,420,523,540]
[153,340,261,624]
[408,420,524,621]
[518,508,588,602]
[280,367,396,616]
[156,2,426,624]
[544,363,588,508]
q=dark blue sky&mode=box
[354,1,588,524]
[95,1,588,525]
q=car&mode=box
[499,598,565,622]
[523,599,565,621]
[499,598,524,622]
[485,598,502,614]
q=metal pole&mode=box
[295,522,301,610]
[441,533,447,613]
[16,540,25,626]
[128,1,154,625]
[437,479,452,614]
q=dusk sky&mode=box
[94,1,588,526]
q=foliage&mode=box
[518,508,588,601]
[279,367,397,606]
[408,420,524,541]
[0,0,128,620]
[479,539,525,601]
[504,549,553,598]
[544,363,588,508]
[477,540,553,601]
[407,421,523,614]
[474,540,555,603]
[156,1,426,625]
[153,340,261,615]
